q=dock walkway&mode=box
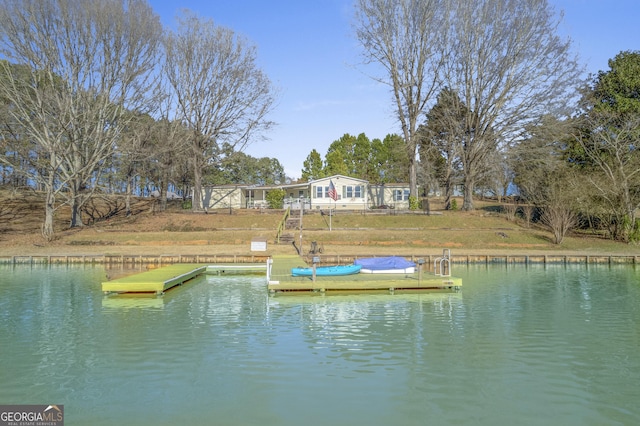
[102,263,267,295]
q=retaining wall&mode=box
[1,253,637,267]
[0,254,270,265]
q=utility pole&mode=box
[299,197,303,253]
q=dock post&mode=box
[312,256,320,282]
[266,258,273,282]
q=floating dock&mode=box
[267,255,461,294]
[100,256,461,295]
[102,263,267,294]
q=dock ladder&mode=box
[434,249,451,277]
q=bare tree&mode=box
[540,199,578,245]
[116,112,157,216]
[577,113,640,242]
[515,137,580,244]
[163,11,277,212]
[151,91,192,212]
[519,203,534,228]
[443,0,582,210]
[0,61,34,189]
[353,0,449,198]
[538,166,581,245]
[0,0,162,239]
[482,149,513,202]
[511,115,581,243]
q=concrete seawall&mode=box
[0,254,271,265]
[1,253,638,267]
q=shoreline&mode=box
[2,251,638,266]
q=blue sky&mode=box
[148,0,638,179]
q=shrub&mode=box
[408,195,420,210]
[266,189,286,209]
[502,203,517,221]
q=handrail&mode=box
[434,248,451,277]
[275,207,291,243]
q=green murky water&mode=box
[1,264,639,425]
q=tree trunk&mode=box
[68,177,85,228]
[69,197,84,227]
[462,176,475,211]
[67,174,86,228]
[408,155,418,199]
[623,187,637,243]
[192,155,203,211]
[444,179,453,210]
[158,168,169,212]
[42,188,55,241]
[125,174,133,216]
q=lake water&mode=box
[0,264,639,425]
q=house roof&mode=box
[369,182,411,188]
[308,175,369,184]
[205,175,409,190]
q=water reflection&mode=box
[265,292,467,382]
[102,294,166,310]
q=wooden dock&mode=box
[102,264,206,294]
[100,256,461,295]
[102,263,267,294]
[267,255,462,294]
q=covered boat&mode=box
[354,256,416,274]
[291,264,362,277]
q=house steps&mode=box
[285,210,301,230]
[278,233,294,243]
[285,218,299,229]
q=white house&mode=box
[301,175,368,210]
[197,174,413,211]
[368,183,411,209]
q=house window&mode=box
[393,189,409,201]
[343,185,363,199]
[315,186,323,198]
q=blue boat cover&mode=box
[291,264,362,277]
[354,256,416,270]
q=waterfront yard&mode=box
[1,190,638,257]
